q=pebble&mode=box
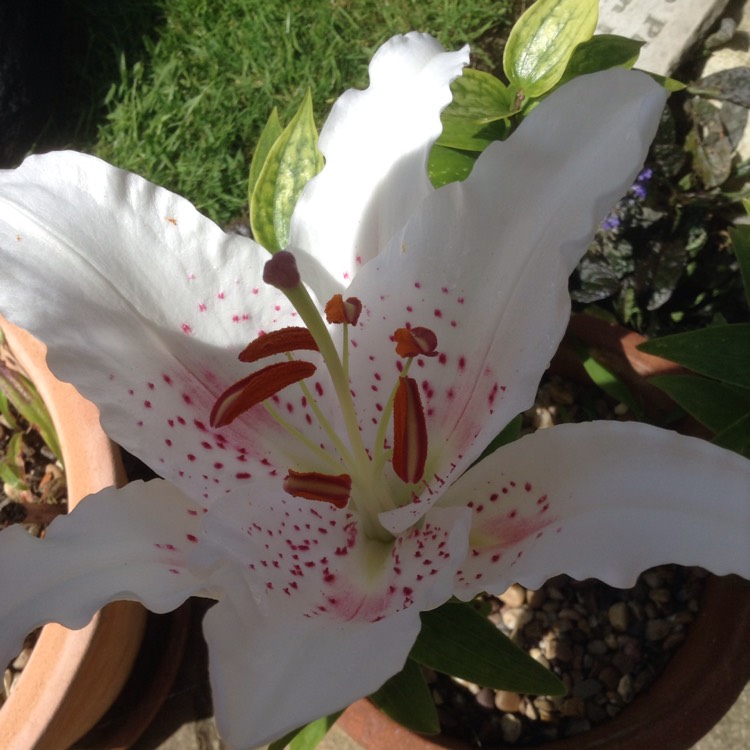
[608,601,629,631]
[500,583,526,608]
[495,690,522,712]
[501,713,523,743]
[645,618,671,641]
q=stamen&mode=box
[210,360,316,428]
[239,327,319,363]
[263,250,301,289]
[325,295,363,326]
[394,326,439,358]
[392,376,428,484]
[283,469,352,508]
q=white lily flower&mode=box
[0,33,747,750]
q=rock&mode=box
[501,713,523,743]
[500,583,527,608]
[608,601,630,632]
[645,618,671,641]
[495,690,522,713]
[573,677,603,700]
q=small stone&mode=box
[11,648,32,671]
[586,639,608,656]
[608,601,629,632]
[545,637,573,663]
[560,696,586,718]
[501,713,523,743]
[645,618,671,641]
[617,673,634,702]
[526,588,547,609]
[495,690,522,713]
[501,607,533,631]
[524,699,539,721]
[597,665,622,691]
[535,697,556,722]
[475,687,496,709]
[663,632,686,650]
[500,583,527,608]
[572,678,602,700]
[649,587,671,605]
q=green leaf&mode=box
[369,658,439,735]
[268,711,343,750]
[503,0,598,99]
[411,601,565,695]
[438,116,508,152]
[560,34,643,84]
[580,351,643,419]
[444,69,520,123]
[250,91,323,252]
[648,374,750,434]
[427,145,478,188]
[248,107,283,208]
[713,412,750,458]
[729,224,750,305]
[638,325,750,388]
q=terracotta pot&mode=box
[0,317,148,750]
[336,313,750,749]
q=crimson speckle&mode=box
[236,472,251,479]
[187,534,198,543]
[434,309,442,318]
[214,462,224,470]
[181,323,192,334]
[128,389,134,396]
[187,454,196,462]
[199,303,207,312]
[182,394,193,405]
[201,441,212,450]
[144,400,152,408]
[525,482,532,492]
[458,356,466,371]
[165,439,173,447]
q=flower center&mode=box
[211,251,438,540]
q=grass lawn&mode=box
[56,0,517,222]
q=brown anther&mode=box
[263,250,301,289]
[394,326,439,358]
[210,360,316,428]
[239,327,319,363]
[325,295,363,326]
[392,376,428,485]
[283,469,352,509]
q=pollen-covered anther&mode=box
[283,469,352,509]
[210,360,316,428]
[238,327,319,363]
[394,326,439,358]
[325,294,362,326]
[392,376,428,484]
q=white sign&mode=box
[597,0,732,74]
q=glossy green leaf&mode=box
[638,325,750,388]
[248,107,283,209]
[250,91,323,252]
[427,145,478,188]
[411,601,564,695]
[729,225,750,305]
[504,0,598,98]
[560,34,643,84]
[268,711,343,750]
[648,374,750,435]
[369,658,439,735]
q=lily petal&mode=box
[202,501,471,747]
[439,421,750,598]
[0,479,213,668]
[289,32,469,300]
[0,152,333,507]
[345,69,666,533]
